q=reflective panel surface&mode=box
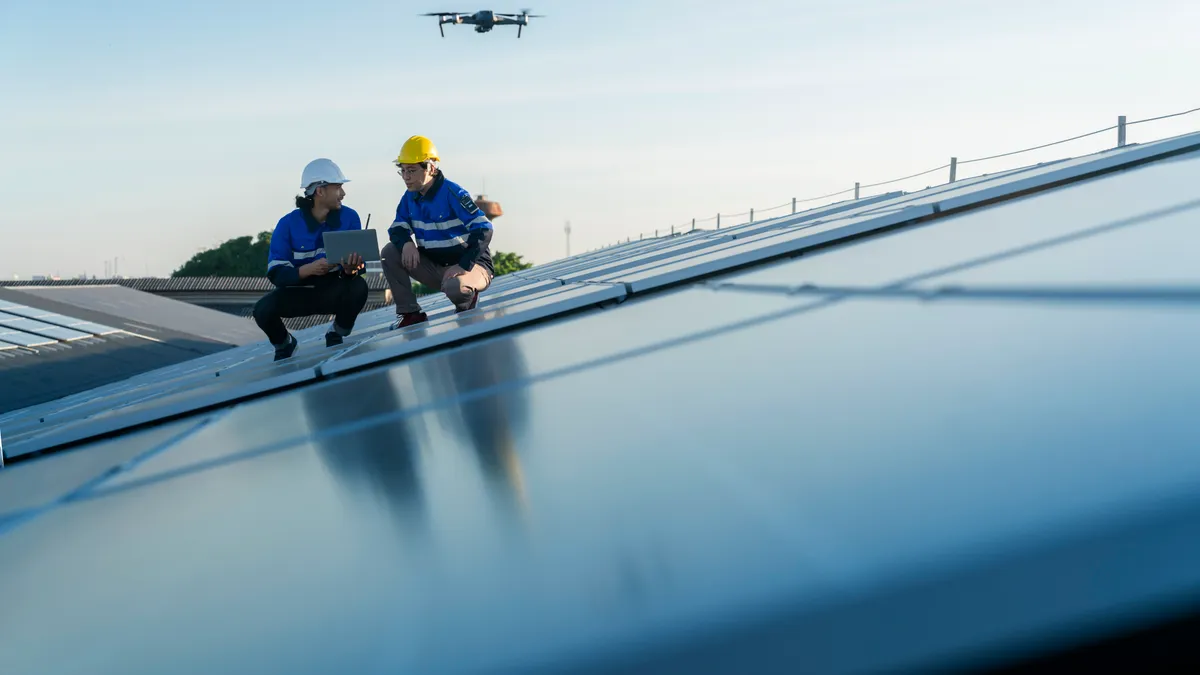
[0,306,120,335]
[320,281,628,376]
[0,329,53,347]
[596,205,936,292]
[0,417,207,522]
[93,285,816,492]
[0,312,93,341]
[722,149,1200,290]
[4,293,1200,674]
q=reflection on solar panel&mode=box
[0,304,120,335]
[4,132,1200,461]
[4,132,1200,673]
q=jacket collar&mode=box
[301,205,343,232]
[414,172,445,203]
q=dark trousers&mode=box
[252,275,369,344]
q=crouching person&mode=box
[381,135,495,329]
[253,158,369,360]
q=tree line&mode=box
[173,231,534,291]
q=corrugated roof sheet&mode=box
[0,286,266,414]
[229,301,396,332]
[0,274,391,292]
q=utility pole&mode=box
[564,221,572,258]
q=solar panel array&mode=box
[0,302,123,336]
[3,132,1200,673]
[0,300,121,350]
[4,132,1198,464]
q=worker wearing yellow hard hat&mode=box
[394,134,440,165]
[381,135,496,328]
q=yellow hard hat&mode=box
[395,135,440,165]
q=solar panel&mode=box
[0,303,120,335]
[7,125,1200,674]
[317,281,628,377]
[0,329,56,348]
[0,281,628,459]
[589,205,937,293]
[0,416,210,520]
[5,131,1200,467]
[0,312,92,341]
[4,265,1200,673]
[721,148,1200,293]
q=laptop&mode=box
[323,229,382,266]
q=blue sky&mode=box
[2,0,1198,278]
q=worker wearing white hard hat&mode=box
[253,158,370,360]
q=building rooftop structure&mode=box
[0,285,263,414]
[0,274,395,332]
[4,131,1200,672]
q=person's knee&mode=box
[442,276,466,303]
[252,293,277,324]
[381,241,398,263]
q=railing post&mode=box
[671,224,675,235]
[854,182,860,200]
[792,197,797,214]
[749,208,754,222]
[949,157,958,183]
[1118,115,1127,147]
[691,218,696,231]
[716,213,721,229]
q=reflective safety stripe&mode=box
[466,215,490,228]
[267,260,294,269]
[411,218,466,232]
[422,236,467,249]
[293,248,325,260]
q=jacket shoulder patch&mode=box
[458,192,480,214]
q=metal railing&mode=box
[594,105,1200,249]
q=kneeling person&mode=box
[382,135,494,329]
[253,158,369,360]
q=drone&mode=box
[421,9,546,38]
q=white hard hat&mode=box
[301,158,350,195]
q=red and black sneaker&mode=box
[390,311,428,330]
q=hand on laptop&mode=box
[339,253,365,276]
[299,258,333,279]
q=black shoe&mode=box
[325,331,344,348]
[455,294,479,314]
[390,312,428,330]
[273,334,298,361]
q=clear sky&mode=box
[2,0,1198,279]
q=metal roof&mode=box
[4,132,1200,673]
[0,286,265,414]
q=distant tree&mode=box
[492,251,533,276]
[173,231,272,277]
